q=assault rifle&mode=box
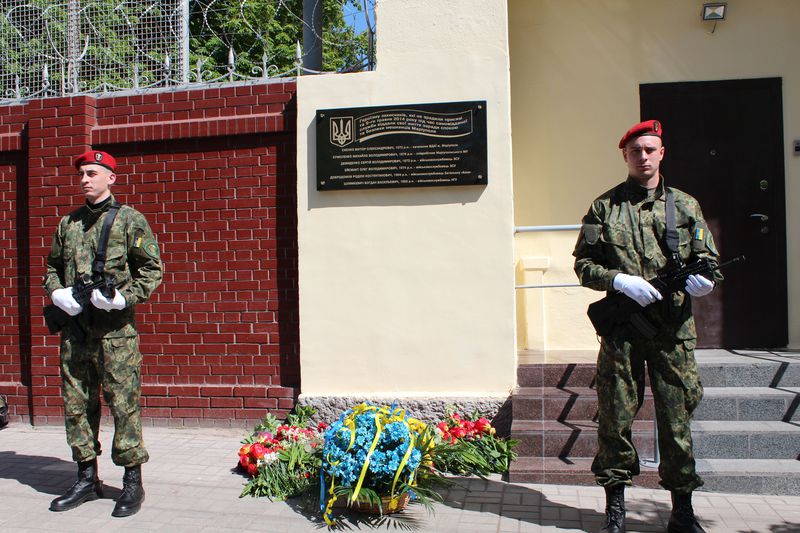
[586,255,745,339]
[43,273,120,342]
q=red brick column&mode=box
[27,96,98,424]
[0,103,27,423]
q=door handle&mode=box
[749,213,769,222]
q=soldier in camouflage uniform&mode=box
[44,150,162,517]
[573,121,721,533]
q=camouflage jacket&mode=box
[44,195,163,338]
[573,177,721,340]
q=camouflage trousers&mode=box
[60,332,148,467]
[592,334,703,494]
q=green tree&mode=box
[2,0,370,99]
[189,0,369,79]
[1,0,180,94]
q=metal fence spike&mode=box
[0,1,376,102]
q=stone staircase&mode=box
[508,350,800,494]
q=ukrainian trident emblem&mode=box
[330,117,354,147]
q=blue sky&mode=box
[342,0,375,35]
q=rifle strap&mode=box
[92,202,121,278]
[664,187,679,255]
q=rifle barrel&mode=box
[688,255,746,277]
[716,255,746,269]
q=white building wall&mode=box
[297,0,516,396]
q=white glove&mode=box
[51,287,83,316]
[90,288,127,311]
[613,273,663,307]
[685,274,714,297]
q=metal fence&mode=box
[0,0,375,102]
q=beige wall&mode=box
[297,0,516,395]
[510,0,800,350]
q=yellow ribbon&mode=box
[351,410,384,502]
[343,417,356,452]
[323,476,337,526]
[388,429,416,511]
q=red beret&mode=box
[74,150,116,172]
[618,120,662,149]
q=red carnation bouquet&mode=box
[432,408,517,476]
[436,412,495,444]
[238,423,326,477]
[238,407,327,499]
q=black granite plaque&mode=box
[316,101,487,190]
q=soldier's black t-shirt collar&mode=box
[86,195,113,211]
[623,175,665,203]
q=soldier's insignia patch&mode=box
[145,242,159,258]
[133,229,144,248]
[694,228,704,240]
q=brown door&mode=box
[640,78,787,348]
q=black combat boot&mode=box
[111,465,145,517]
[668,492,706,533]
[50,458,103,511]
[600,484,625,533]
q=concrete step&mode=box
[511,420,800,460]
[507,456,660,487]
[512,386,799,422]
[698,360,800,387]
[690,350,800,384]
[512,386,651,422]
[517,351,800,388]
[508,456,800,495]
[691,421,800,459]
[511,419,657,459]
[511,350,800,494]
[696,459,800,495]
[517,363,597,389]
[696,387,800,421]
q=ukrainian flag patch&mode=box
[694,228,704,240]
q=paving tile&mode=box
[2,424,800,532]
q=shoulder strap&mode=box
[664,187,679,254]
[92,203,122,277]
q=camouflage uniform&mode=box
[44,195,162,467]
[573,177,721,494]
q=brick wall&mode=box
[0,103,31,422]
[0,81,298,427]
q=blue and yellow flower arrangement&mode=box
[319,402,443,525]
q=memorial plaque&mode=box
[316,101,487,190]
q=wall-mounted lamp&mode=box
[702,2,727,33]
[702,3,727,21]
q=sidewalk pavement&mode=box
[2,423,799,533]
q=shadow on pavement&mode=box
[276,476,723,532]
[761,524,800,533]
[0,451,123,502]
[283,493,427,531]
[0,451,76,495]
[436,476,716,532]
[235,466,799,532]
